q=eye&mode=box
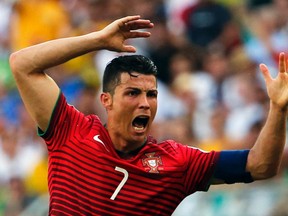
[127,90,139,97]
[147,91,158,98]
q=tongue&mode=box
[133,121,144,128]
[133,117,145,128]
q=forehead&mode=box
[117,72,157,90]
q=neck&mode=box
[112,137,147,153]
[115,141,147,159]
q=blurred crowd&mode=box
[0,0,288,215]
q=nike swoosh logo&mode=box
[93,135,109,152]
[94,135,104,145]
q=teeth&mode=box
[134,126,144,131]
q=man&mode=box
[9,15,288,216]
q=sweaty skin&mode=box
[101,72,158,152]
[9,14,288,182]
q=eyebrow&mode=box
[125,87,158,92]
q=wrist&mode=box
[83,31,107,51]
[270,101,288,114]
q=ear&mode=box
[100,92,113,110]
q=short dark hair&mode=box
[102,55,158,93]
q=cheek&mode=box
[150,101,158,117]
[112,101,135,118]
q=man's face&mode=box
[104,72,158,147]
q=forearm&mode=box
[9,16,153,131]
[10,15,153,76]
[10,32,104,75]
[247,102,287,180]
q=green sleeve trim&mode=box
[37,91,62,137]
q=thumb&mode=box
[259,63,272,84]
[123,45,136,53]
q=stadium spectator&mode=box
[180,0,233,48]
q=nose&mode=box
[139,94,150,109]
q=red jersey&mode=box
[41,93,220,216]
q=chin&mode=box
[130,133,147,144]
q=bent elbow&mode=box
[9,52,18,74]
[247,150,282,180]
[9,50,37,78]
[9,51,25,76]
[252,164,280,180]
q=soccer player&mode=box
[9,15,288,216]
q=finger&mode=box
[126,20,154,30]
[126,31,151,39]
[279,52,286,73]
[119,15,141,25]
[259,63,272,83]
[122,45,136,53]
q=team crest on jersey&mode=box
[142,152,163,173]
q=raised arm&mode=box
[246,52,288,180]
[9,15,153,131]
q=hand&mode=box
[99,15,154,53]
[260,52,288,110]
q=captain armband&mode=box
[213,150,254,184]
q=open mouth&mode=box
[132,116,149,131]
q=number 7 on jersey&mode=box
[110,167,129,200]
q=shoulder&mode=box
[145,136,215,157]
[157,139,210,156]
[159,139,206,150]
[58,93,101,122]
[42,93,102,136]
